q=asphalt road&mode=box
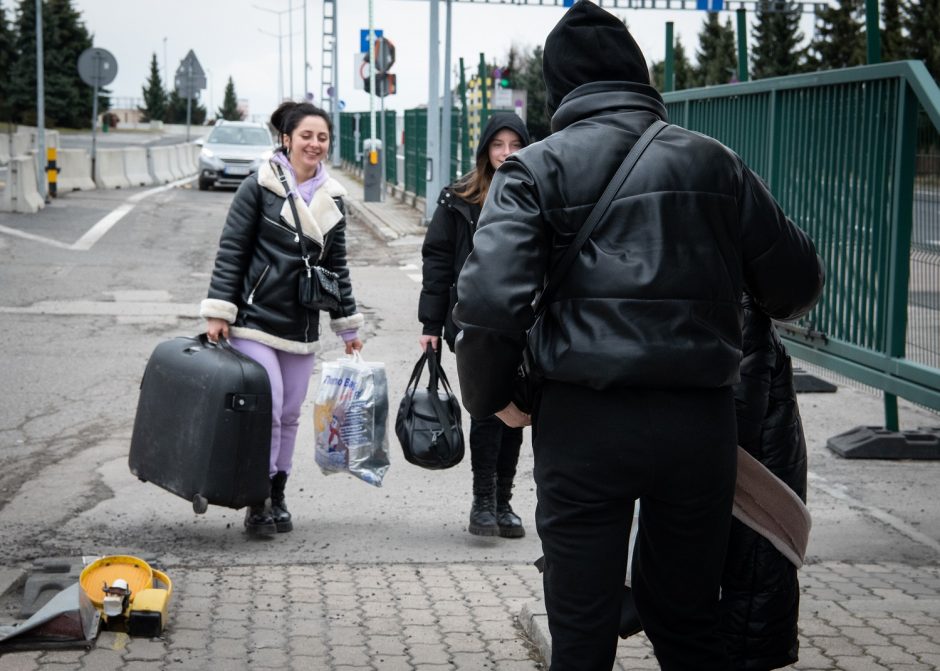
[0,178,938,582]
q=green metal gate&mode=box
[663,61,940,428]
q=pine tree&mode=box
[881,0,905,62]
[651,36,695,91]
[695,13,738,86]
[217,76,243,121]
[751,1,807,79]
[0,2,14,123]
[808,0,866,70]
[904,0,940,81]
[139,53,166,122]
[517,44,550,141]
[164,88,207,125]
[7,0,106,127]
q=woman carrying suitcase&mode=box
[418,113,531,538]
[201,101,364,537]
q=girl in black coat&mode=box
[418,113,531,538]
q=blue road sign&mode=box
[563,0,575,6]
[697,0,724,8]
[360,29,384,54]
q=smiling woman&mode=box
[199,100,365,538]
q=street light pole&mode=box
[35,0,47,201]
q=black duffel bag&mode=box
[395,344,464,470]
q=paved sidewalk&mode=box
[2,169,939,670]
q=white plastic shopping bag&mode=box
[314,352,390,487]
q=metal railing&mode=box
[664,61,940,428]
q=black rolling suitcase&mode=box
[129,334,272,513]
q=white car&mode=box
[197,120,274,191]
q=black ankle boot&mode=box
[496,477,525,538]
[469,492,499,536]
[270,471,292,533]
[244,503,276,537]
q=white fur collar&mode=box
[257,160,348,250]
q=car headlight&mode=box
[200,147,214,159]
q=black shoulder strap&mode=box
[534,119,668,316]
[273,162,313,264]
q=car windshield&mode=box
[208,127,272,146]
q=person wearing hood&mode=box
[202,101,364,537]
[418,112,531,539]
[452,1,824,669]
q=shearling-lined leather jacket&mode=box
[200,160,364,354]
[454,82,824,418]
[419,186,481,351]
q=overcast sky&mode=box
[64,0,817,122]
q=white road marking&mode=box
[71,176,196,250]
[0,223,72,249]
[0,175,195,251]
[407,273,423,283]
[809,471,940,555]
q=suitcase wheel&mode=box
[192,494,208,515]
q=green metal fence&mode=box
[663,61,940,428]
[338,110,397,184]
[398,108,462,199]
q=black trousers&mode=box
[534,381,737,671]
[469,414,523,491]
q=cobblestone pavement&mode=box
[1,563,546,671]
[2,171,938,670]
[3,560,939,670]
[523,562,940,671]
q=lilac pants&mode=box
[230,337,317,477]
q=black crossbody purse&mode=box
[513,120,668,412]
[274,163,342,312]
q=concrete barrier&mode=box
[123,146,153,187]
[166,144,184,180]
[175,143,196,176]
[147,145,174,184]
[56,148,95,192]
[0,154,45,213]
[94,148,131,189]
[0,135,9,165]
[11,132,31,157]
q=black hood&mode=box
[476,112,531,161]
[543,0,651,115]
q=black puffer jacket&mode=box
[720,296,806,670]
[200,160,363,354]
[454,82,824,418]
[418,187,480,351]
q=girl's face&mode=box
[488,128,524,170]
[284,115,330,175]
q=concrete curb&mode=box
[520,598,552,666]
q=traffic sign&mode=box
[372,37,395,73]
[360,29,383,54]
[175,49,206,99]
[77,48,118,87]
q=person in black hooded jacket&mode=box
[419,112,532,538]
[452,2,824,670]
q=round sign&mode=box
[77,48,118,87]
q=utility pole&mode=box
[425,0,441,223]
[35,0,47,201]
[303,0,308,97]
[440,0,452,188]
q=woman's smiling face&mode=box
[284,115,330,177]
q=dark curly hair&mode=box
[270,101,333,154]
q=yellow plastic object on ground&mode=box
[79,556,172,635]
[79,555,153,610]
[128,569,172,637]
